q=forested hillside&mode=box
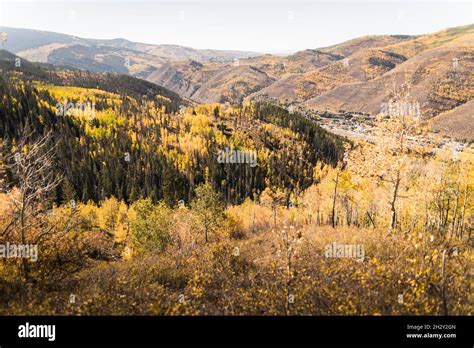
[0,51,344,206]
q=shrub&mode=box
[129,199,172,254]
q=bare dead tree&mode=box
[3,129,63,280]
[369,79,431,231]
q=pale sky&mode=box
[0,0,472,53]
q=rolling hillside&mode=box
[148,50,344,103]
[0,50,344,204]
[2,24,472,139]
[148,24,473,128]
[249,48,407,103]
[0,26,261,77]
[306,34,474,120]
[431,100,474,140]
[0,49,185,112]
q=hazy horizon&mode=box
[0,0,472,53]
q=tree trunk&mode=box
[450,184,459,240]
[441,250,449,315]
[367,211,376,229]
[443,195,451,230]
[331,170,340,228]
[20,196,29,281]
[458,186,468,239]
[389,171,401,230]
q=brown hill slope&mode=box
[190,65,275,103]
[249,48,407,103]
[384,24,474,58]
[148,61,276,103]
[306,42,474,118]
[148,49,343,103]
[146,60,222,99]
[431,100,474,140]
[319,35,413,56]
[254,26,473,109]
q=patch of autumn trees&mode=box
[1,72,343,207]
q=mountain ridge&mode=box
[0,26,261,64]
